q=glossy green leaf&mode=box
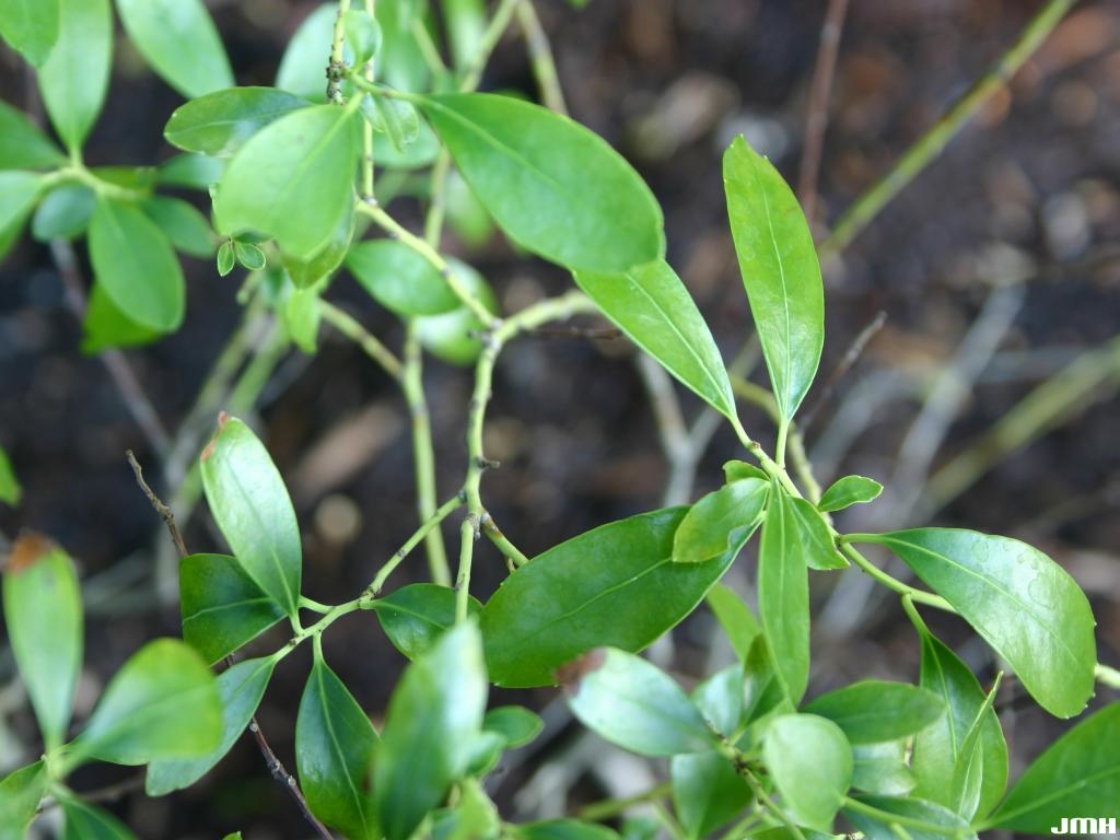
[297,655,379,840]
[758,486,810,705]
[0,446,21,506]
[372,582,483,660]
[374,116,441,169]
[671,751,752,839]
[804,681,945,745]
[343,9,381,66]
[3,534,82,750]
[375,621,487,840]
[276,4,336,101]
[414,261,498,365]
[285,199,354,289]
[234,240,266,270]
[851,742,917,797]
[156,153,225,190]
[0,0,59,66]
[987,703,1120,832]
[81,282,163,353]
[60,796,138,840]
[445,167,495,247]
[141,196,214,257]
[216,240,235,276]
[373,1,429,93]
[723,460,768,483]
[763,714,852,832]
[366,95,420,153]
[844,796,976,840]
[673,478,768,563]
[575,259,735,419]
[483,705,543,749]
[0,171,44,259]
[692,665,744,736]
[0,100,65,169]
[855,528,1096,718]
[73,639,221,766]
[164,87,311,158]
[563,648,716,756]
[89,165,156,191]
[912,631,1007,819]
[786,492,848,570]
[38,0,111,152]
[818,475,883,513]
[114,0,233,98]
[214,105,359,260]
[346,239,461,316]
[0,762,46,840]
[723,136,823,425]
[705,584,760,662]
[180,553,286,665]
[514,821,619,840]
[284,287,321,353]
[146,656,276,795]
[88,198,185,331]
[741,635,791,726]
[200,417,303,619]
[442,778,500,840]
[482,507,738,688]
[419,92,664,272]
[32,183,95,241]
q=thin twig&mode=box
[636,354,695,507]
[518,0,568,115]
[320,299,403,379]
[799,310,886,434]
[127,451,188,558]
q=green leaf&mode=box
[141,195,214,257]
[285,199,354,289]
[164,87,311,158]
[483,706,543,749]
[441,778,500,840]
[88,198,185,331]
[514,821,619,840]
[346,239,461,316]
[673,478,768,563]
[60,796,138,840]
[214,105,359,260]
[740,635,791,725]
[375,621,488,840]
[0,762,46,840]
[444,167,494,247]
[987,703,1120,832]
[114,0,233,98]
[284,286,321,353]
[481,507,738,688]
[818,475,883,513]
[851,742,917,797]
[912,631,1007,820]
[276,4,336,102]
[0,0,59,66]
[374,115,441,169]
[81,282,163,353]
[692,665,744,737]
[804,681,945,745]
[72,639,221,766]
[146,656,276,796]
[758,486,810,705]
[200,417,303,620]
[216,240,235,276]
[32,183,95,241]
[418,92,664,272]
[854,528,1096,718]
[575,259,736,420]
[0,100,65,169]
[297,655,379,840]
[723,460,768,483]
[413,261,498,366]
[157,153,225,190]
[372,582,483,660]
[786,491,848,570]
[366,95,420,153]
[38,0,111,152]
[442,0,484,72]
[234,240,266,271]
[372,1,429,93]
[0,446,21,506]
[343,9,381,66]
[3,534,82,750]
[705,584,760,663]
[562,648,716,757]
[179,553,286,665]
[845,796,976,840]
[723,136,824,426]
[762,714,852,832]
[0,171,44,260]
[671,751,752,839]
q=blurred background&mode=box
[0,0,1118,836]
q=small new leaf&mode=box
[817,475,884,513]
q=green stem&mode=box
[423,151,452,247]
[410,16,450,79]
[820,0,1075,256]
[319,298,403,379]
[459,0,522,93]
[360,0,376,199]
[327,0,353,103]
[1096,663,1120,691]
[843,797,969,837]
[455,515,478,622]
[576,782,672,821]
[364,492,465,598]
[838,540,954,612]
[517,1,568,114]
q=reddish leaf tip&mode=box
[7,531,60,574]
[554,648,606,693]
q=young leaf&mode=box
[368,95,420,153]
[483,706,543,749]
[285,199,354,289]
[234,240,266,271]
[71,639,221,766]
[705,584,760,663]
[81,283,162,353]
[59,796,139,840]
[844,796,976,840]
[481,507,738,688]
[297,655,379,840]
[673,477,768,563]
[418,92,664,272]
[671,751,753,839]
[164,87,311,158]
[818,475,884,513]
[0,446,21,506]
[561,648,717,757]
[275,4,337,102]
[0,100,66,169]
[803,680,945,744]
[345,239,461,316]
[413,262,499,366]
[146,656,276,795]
[114,0,233,99]
[375,621,488,840]
[32,183,95,241]
[0,761,47,840]
[214,105,359,260]
[180,553,286,665]
[851,742,917,797]
[371,582,483,660]
[200,417,303,620]
[986,703,1120,833]
[762,714,852,832]
[0,172,45,260]
[216,240,235,276]
[723,460,768,483]
[723,136,824,426]
[854,528,1096,718]
[785,491,848,570]
[38,0,111,152]
[342,9,382,66]
[373,116,441,169]
[0,0,59,66]
[692,665,744,736]
[141,196,214,257]
[758,486,810,705]
[2,534,82,750]
[574,259,737,421]
[88,198,185,331]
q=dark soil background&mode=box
[1,0,1118,837]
